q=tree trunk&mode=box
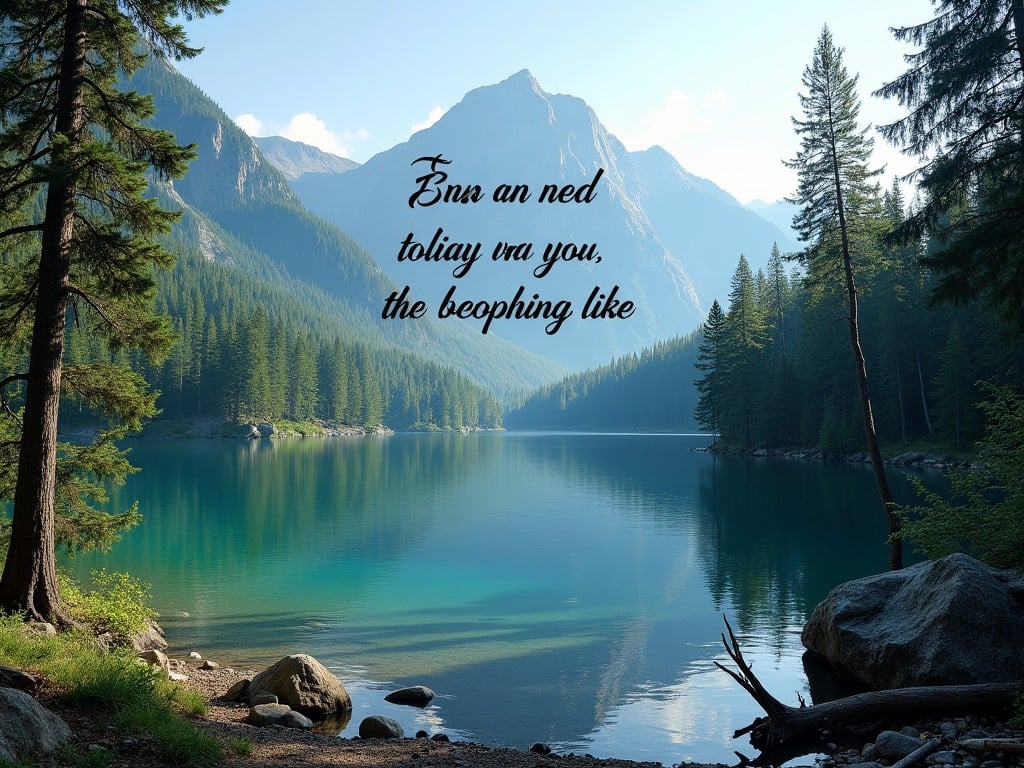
[828,129,902,570]
[0,1,87,625]
[917,351,935,437]
[717,618,1023,762]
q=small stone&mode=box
[167,671,188,682]
[902,726,922,738]
[385,685,436,707]
[530,743,552,755]
[862,745,880,761]
[250,693,278,706]
[359,715,403,739]
[431,734,450,742]
[930,752,958,765]
[940,722,958,739]
[200,660,219,670]
[189,651,202,660]
[415,730,429,739]
[845,762,884,768]
[979,762,1005,768]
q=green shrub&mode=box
[59,569,156,639]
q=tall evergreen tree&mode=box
[721,255,766,448]
[694,300,727,441]
[0,0,226,623]
[786,27,903,569]
[876,0,1024,332]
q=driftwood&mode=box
[959,739,1024,754]
[890,739,940,768]
[716,618,1024,758]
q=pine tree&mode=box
[875,1,1024,333]
[721,255,767,448]
[694,300,726,441]
[786,27,903,569]
[0,0,226,623]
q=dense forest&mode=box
[59,246,502,432]
[694,215,1024,453]
[506,333,701,431]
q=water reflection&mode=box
[63,433,916,764]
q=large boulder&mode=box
[0,688,71,762]
[246,654,351,717]
[802,553,1024,689]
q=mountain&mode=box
[276,70,795,368]
[629,146,799,308]
[746,198,801,242]
[253,136,359,181]
[130,60,564,399]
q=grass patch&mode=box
[0,614,221,767]
[227,739,252,756]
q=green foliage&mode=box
[228,739,253,756]
[59,569,156,639]
[57,745,116,768]
[899,387,1024,568]
[0,613,220,767]
[506,332,702,431]
[876,1,1024,333]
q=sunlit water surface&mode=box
[64,433,925,765]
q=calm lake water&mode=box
[63,433,925,765]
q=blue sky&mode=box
[177,0,935,205]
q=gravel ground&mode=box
[181,662,721,768]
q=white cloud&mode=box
[410,105,445,135]
[233,111,368,159]
[234,113,269,136]
[619,89,730,154]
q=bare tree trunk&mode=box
[917,351,935,437]
[829,130,902,570]
[896,357,907,442]
[717,618,1023,761]
[0,0,87,625]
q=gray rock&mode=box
[862,745,880,761]
[939,722,958,739]
[250,692,278,706]
[930,751,959,765]
[531,743,552,755]
[21,622,56,637]
[0,688,71,761]
[902,726,921,738]
[876,730,924,760]
[802,554,1024,688]
[846,763,884,768]
[385,685,436,707]
[359,715,404,739]
[221,679,250,702]
[247,654,351,717]
[431,733,450,742]
[0,666,38,694]
[129,621,168,653]
[200,660,219,670]
[245,703,313,729]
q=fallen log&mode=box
[958,739,1024,754]
[716,618,1024,756]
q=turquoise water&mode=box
[63,433,924,765]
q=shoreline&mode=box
[176,659,723,768]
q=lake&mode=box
[62,433,926,765]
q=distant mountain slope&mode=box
[505,331,702,432]
[131,60,564,397]
[254,136,360,181]
[630,146,798,307]
[746,198,800,242]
